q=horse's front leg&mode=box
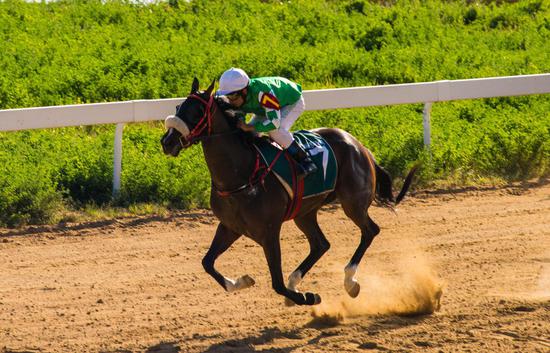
[202,223,255,292]
[261,228,321,306]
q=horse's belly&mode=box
[210,182,288,235]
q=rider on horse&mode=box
[216,67,318,179]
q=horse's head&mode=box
[161,78,216,157]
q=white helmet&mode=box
[216,68,250,95]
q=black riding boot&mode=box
[286,140,318,180]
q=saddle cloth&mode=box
[253,130,338,200]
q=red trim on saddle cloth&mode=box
[283,153,305,221]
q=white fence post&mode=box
[113,123,124,197]
[423,102,432,149]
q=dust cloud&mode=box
[312,252,443,322]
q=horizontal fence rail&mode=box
[1,73,549,195]
[1,74,549,132]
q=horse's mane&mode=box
[214,96,260,146]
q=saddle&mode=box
[253,130,338,220]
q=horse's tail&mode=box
[375,162,419,207]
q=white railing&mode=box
[1,74,549,195]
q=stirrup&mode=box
[304,159,318,173]
[297,160,317,180]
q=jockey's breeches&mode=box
[251,96,305,149]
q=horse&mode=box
[160,78,417,306]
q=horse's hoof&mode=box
[285,289,300,306]
[236,275,255,290]
[305,292,322,305]
[346,282,360,298]
[313,293,322,305]
[285,297,296,307]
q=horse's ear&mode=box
[206,79,216,96]
[191,77,199,94]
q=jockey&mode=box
[216,67,318,180]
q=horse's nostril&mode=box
[161,139,172,155]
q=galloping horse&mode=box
[161,78,417,306]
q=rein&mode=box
[179,93,283,197]
[179,95,241,146]
[181,94,216,146]
[214,149,284,197]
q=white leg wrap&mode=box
[344,264,359,293]
[224,275,254,293]
[287,271,302,291]
[224,278,239,293]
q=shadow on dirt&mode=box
[145,342,181,353]
[0,211,214,238]
[412,177,550,198]
[98,342,181,353]
[200,314,431,352]
[201,327,301,352]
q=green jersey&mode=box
[240,77,302,132]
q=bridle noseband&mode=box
[179,93,216,146]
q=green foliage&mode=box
[0,166,63,227]
[0,0,548,226]
[118,123,210,209]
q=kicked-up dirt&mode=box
[1,180,549,352]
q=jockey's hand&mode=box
[237,120,256,132]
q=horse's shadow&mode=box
[200,327,300,353]
[145,342,181,353]
[199,313,431,352]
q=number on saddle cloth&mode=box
[254,130,338,198]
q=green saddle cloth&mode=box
[254,130,338,198]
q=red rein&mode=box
[183,93,280,198]
[183,94,216,145]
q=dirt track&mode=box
[1,181,549,353]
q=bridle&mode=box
[175,93,241,148]
[172,92,280,197]
[178,93,216,146]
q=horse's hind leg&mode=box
[202,223,255,292]
[285,210,330,305]
[341,203,380,298]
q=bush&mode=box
[0,0,548,225]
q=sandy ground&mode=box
[1,180,549,353]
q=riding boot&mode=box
[286,140,318,180]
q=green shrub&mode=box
[0,0,548,225]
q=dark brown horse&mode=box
[161,78,417,306]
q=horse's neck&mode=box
[201,111,256,191]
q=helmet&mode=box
[216,68,250,95]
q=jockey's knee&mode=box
[269,129,293,149]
